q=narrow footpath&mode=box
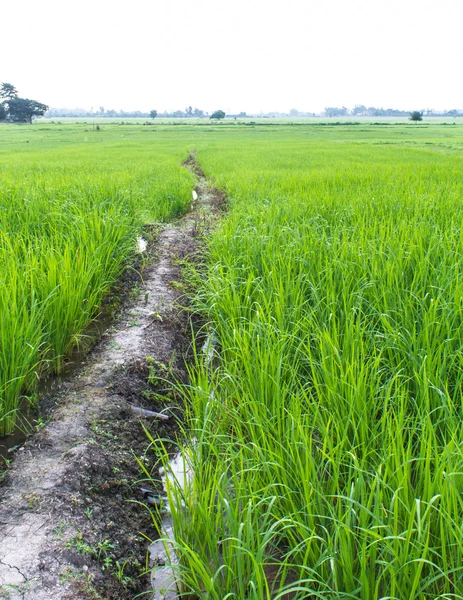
[0,155,220,600]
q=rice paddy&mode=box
[2,120,463,597]
[0,123,194,434]
[159,122,463,598]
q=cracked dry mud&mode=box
[0,158,219,600]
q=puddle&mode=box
[150,450,193,599]
[61,314,112,367]
[0,424,29,462]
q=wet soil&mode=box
[0,154,219,600]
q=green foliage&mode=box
[210,109,225,120]
[150,109,157,119]
[0,82,48,123]
[410,110,424,121]
[6,98,48,123]
[0,83,18,99]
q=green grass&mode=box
[0,123,194,434]
[152,122,463,598]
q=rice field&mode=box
[3,120,463,597]
[157,123,463,598]
[0,123,194,434]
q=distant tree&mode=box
[324,106,348,117]
[0,103,6,120]
[289,108,299,117]
[352,104,367,116]
[193,108,204,117]
[186,106,193,117]
[0,83,18,99]
[150,109,157,119]
[6,98,49,123]
[210,110,225,120]
[410,110,423,122]
[238,111,247,118]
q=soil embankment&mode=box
[0,155,219,600]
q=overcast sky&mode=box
[2,0,462,114]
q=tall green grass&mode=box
[160,128,463,598]
[0,124,194,434]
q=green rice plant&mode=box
[159,124,463,598]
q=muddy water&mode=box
[0,421,30,462]
[150,450,194,599]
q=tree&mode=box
[0,83,48,123]
[0,83,18,99]
[6,98,49,123]
[150,109,157,119]
[352,104,367,116]
[324,106,348,117]
[210,109,225,120]
[410,110,423,122]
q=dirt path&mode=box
[0,156,219,600]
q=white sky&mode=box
[2,0,462,114]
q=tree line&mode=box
[323,105,462,118]
[46,106,234,119]
[0,83,48,123]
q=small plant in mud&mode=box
[65,530,93,556]
[169,279,187,292]
[128,283,144,298]
[146,356,171,385]
[114,559,136,590]
[0,581,33,598]
[23,492,41,510]
[0,457,11,482]
[59,567,103,600]
[91,419,119,441]
[66,532,115,571]
[0,585,12,598]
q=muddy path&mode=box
[0,155,220,600]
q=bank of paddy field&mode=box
[2,121,463,598]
